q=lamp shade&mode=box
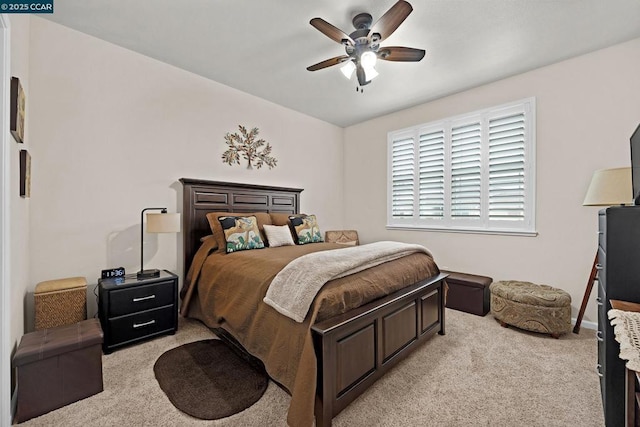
[583,167,633,206]
[146,213,181,233]
[340,61,356,79]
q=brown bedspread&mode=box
[181,240,439,427]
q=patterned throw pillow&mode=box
[289,214,324,245]
[218,216,265,253]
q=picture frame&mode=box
[19,149,31,198]
[10,77,25,144]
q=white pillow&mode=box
[263,224,295,247]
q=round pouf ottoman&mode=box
[490,280,571,338]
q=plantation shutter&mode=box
[488,112,526,221]
[418,129,445,218]
[450,122,482,218]
[391,136,415,218]
[387,98,534,233]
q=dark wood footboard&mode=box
[311,273,447,427]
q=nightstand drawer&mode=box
[108,280,175,317]
[108,306,175,346]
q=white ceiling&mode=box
[43,0,640,127]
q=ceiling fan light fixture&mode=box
[340,61,356,79]
[363,65,379,81]
[360,51,377,68]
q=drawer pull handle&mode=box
[595,264,603,271]
[132,295,156,302]
[133,320,156,329]
[596,364,604,378]
[596,330,604,342]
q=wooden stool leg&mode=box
[573,252,598,334]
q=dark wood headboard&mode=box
[180,178,303,276]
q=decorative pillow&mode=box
[206,212,272,253]
[218,216,265,253]
[263,224,295,247]
[289,214,324,245]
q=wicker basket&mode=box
[34,277,87,330]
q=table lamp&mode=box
[138,208,181,279]
[574,167,632,333]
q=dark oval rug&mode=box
[153,339,269,420]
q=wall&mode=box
[344,37,640,324]
[26,18,344,328]
[8,14,30,369]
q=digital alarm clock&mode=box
[101,267,126,279]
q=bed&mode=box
[179,178,447,427]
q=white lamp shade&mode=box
[146,212,181,233]
[363,66,379,81]
[583,167,633,206]
[360,51,377,68]
[340,61,356,79]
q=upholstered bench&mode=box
[442,270,492,316]
[325,230,359,246]
[13,318,104,423]
[490,280,571,338]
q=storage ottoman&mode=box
[442,270,493,316]
[490,280,572,338]
[14,318,104,423]
[34,276,87,330]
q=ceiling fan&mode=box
[306,0,425,90]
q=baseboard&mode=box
[573,317,597,331]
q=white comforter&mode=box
[263,241,432,322]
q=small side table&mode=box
[610,299,640,427]
[98,270,178,353]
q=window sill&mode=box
[386,225,538,237]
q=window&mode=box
[388,98,536,235]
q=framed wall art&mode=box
[19,149,31,198]
[10,76,25,144]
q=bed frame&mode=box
[180,178,446,427]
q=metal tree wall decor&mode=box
[222,125,277,170]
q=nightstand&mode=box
[98,270,178,353]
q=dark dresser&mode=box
[98,270,178,353]
[598,206,640,426]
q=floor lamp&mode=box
[573,167,632,333]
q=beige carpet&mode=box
[18,309,604,426]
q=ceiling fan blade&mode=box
[369,0,413,42]
[307,55,351,71]
[378,46,425,62]
[310,18,355,45]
